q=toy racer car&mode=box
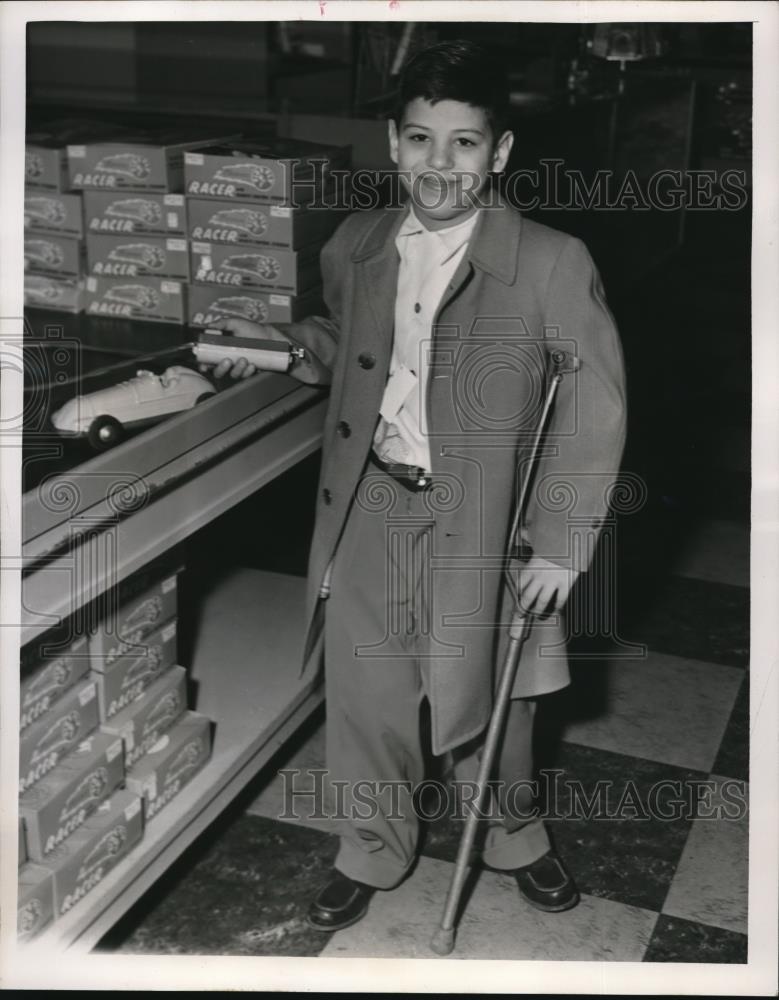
[50,365,216,450]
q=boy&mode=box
[215,40,626,931]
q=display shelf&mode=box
[23,374,321,563]
[18,354,329,951]
[20,392,327,647]
[27,569,323,953]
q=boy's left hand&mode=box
[518,556,580,615]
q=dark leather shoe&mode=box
[307,869,375,931]
[513,850,579,912]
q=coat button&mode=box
[336,420,351,438]
[358,352,376,370]
[322,488,332,505]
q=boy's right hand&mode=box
[201,317,292,380]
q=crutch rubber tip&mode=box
[430,927,456,955]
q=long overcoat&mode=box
[282,198,626,756]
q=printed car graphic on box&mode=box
[24,239,65,270]
[107,243,166,270]
[222,253,281,281]
[207,207,268,237]
[121,644,165,689]
[26,152,45,181]
[213,162,275,192]
[165,738,206,786]
[96,153,151,181]
[18,898,43,937]
[60,768,110,823]
[202,295,269,323]
[105,198,162,224]
[30,712,81,766]
[121,597,165,638]
[23,659,73,708]
[104,283,159,309]
[77,824,128,881]
[143,690,184,736]
[24,196,67,228]
[25,275,68,304]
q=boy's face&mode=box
[389,97,513,230]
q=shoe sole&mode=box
[519,892,580,913]
[305,904,371,933]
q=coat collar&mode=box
[350,193,521,287]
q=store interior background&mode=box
[25,19,751,961]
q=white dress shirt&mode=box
[373,207,479,472]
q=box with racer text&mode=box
[184,138,350,203]
[88,570,178,664]
[86,233,190,280]
[187,284,322,328]
[83,191,187,236]
[85,276,186,324]
[25,118,137,192]
[187,196,343,249]
[93,619,178,720]
[190,240,322,294]
[100,665,187,769]
[19,679,99,795]
[67,127,241,192]
[20,632,90,733]
[19,732,125,861]
[125,711,212,822]
[44,789,144,918]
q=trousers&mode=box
[323,465,551,890]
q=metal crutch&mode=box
[430,348,574,956]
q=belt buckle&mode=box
[412,468,430,489]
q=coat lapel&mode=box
[351,208,407,352]
[436,197,522,319]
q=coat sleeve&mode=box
[523,236,627,574]
[273,214,354,386]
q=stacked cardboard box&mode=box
[17,563,215,941]
[23,122,100,312]
[24,118,246,323]
[75,124,241,323]
[18,622,116,940]
[184,138,350,329]
[91,567,213,825]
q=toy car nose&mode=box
[51,396,92,431]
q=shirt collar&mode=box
[397,206,480,260]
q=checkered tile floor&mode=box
[99,513,749,963]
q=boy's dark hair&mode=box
[393,39,511,139]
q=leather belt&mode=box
[369,451,432,492]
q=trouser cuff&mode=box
[335,840,414,890]
[481,818,551,870]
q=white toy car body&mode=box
[51,365,215,449]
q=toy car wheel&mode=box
[195,392,216,405]
[87,415,124,450]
